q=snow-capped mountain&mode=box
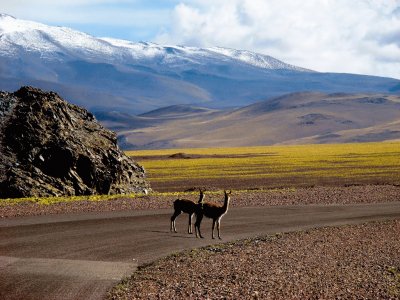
[0,13,399,114]
[0,13,307,71]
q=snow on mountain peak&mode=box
[207,47,308,71]
[0,14,58,36]
[0,14,311,72]
[0,15,120,60]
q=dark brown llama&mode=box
[170,188,205,234]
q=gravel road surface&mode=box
[1,202,400,300]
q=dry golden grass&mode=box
[127,142,400,190]
[2,142,398,203]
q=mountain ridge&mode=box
[1,14,399,115]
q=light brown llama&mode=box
[195,190,231,239]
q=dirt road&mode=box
[1,202,400,300]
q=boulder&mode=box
[0,86,150,198]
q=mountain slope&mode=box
[115,93,400,149]
[1,14,399,115]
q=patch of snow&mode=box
[207,47,309,71]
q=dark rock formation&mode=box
[0,86,150,198]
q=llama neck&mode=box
[222,196,230,212]
[198,194,205,204]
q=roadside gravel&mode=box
[1,185,399,218]
[108,220,400,299]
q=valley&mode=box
[103,92,400,149]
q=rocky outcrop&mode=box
[0,86,150,198]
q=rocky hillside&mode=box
[0,86,150,198]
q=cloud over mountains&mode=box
[156,0,400,79]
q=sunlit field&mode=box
[1,142,398,205]
[127,142,400,191]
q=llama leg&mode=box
[170,211,181,232]
[195,214,204,238]
[212,219,216,239]
[188,214,193,234]
[217,218,221,239]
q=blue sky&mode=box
[2,0,400,79]
[3,0,178,41]
[54,1,178,41]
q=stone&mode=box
[0,86,150,198]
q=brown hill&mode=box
[114,92,400,149]
[0,86,150,198]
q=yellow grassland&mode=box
[1,142,398,204]
[126,142,400,183]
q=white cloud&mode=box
[156,0,400,79]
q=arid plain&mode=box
[1,142,400,299]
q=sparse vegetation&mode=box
[0,190,208,206]
[127,142,400,191]
[387,266,400,297]
[0,193,136,206]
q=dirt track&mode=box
[1,202,400,300]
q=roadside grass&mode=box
[0,193,137,206]
[127,142,400,187]
[387,266,400,297]
[0,188,293,206]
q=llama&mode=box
[170,188,205,234]
[195,190,231,239]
